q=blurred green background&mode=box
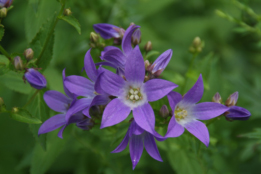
[1,0,261,173]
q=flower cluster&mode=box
[38,23,251,169]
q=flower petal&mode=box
[182,74,203,105]
[100,47,126,68]
[100,98,131,128]
[192,102,229,120]
[125,45,145,84]
[165,116,185,138]
[44,90,71,112]
[95,61,118,69]
[129,134,144,170]
[99,69,126,97]
[122,25,140,56]
[151,49,172,73]
[93,23,120,39]
[64,75,95,98]
[130,121,145,136]
[84,49,98,82]
[111,129,130,153]
[184,120,209,147]
[133,103,155,135]
[144,132,163,162]
[57,125,67,139]
[226,106,251,120]
[62,69,74,99]
[144,79,178,102]
[38,114,66,135]
[25,68,47,89]
[167,91,182,113]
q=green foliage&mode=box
[10,108,42,124]
[0,55,9,75]
[58,15,81,34]
[0,26,4,42]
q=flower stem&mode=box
[23,90,40,108]
[0,45,11,61]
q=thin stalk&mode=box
[23,90,39,108]
[0,45,11,61]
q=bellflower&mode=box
[165,75,229,146]
[64,49,110,120]
[97,45,177,135]
[24,68,47,89]
[93,23,125,39]
[112,121,163,170]
[38,70,93,138]
[0,0,12,8]
[131,28,141,45]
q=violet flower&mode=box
[0,0,12,8]
[64,49,110,120]
[93,23,125,39]
[24,68,47,89]
[112,121,163,170]
[38,70,93,138]
[165,75,229,146]
[131,28,141,45]
[97,45,177,135]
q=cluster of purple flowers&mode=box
[36,23,251,169]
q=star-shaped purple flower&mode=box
[97,45,177,135]
[165,74,229,146]
[112,120,163,170]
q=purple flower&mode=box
[131,28,141,45]
[64,49,110,120]
[38,70,93,138]
[112,121,163,170]
[0,0,12,8]
[165,75,229,146]
[24,68,47,89]
[93,23,125,39]
[97,45,177,135]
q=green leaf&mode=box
[144,50,159,61]
[0,71,32,94]
[10,108,42,124]
[0,55,9,76]
[27,90,50,150]
[240,128,261,139]
[0,26,4,41]
[58,15,81,34]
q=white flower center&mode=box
[174,106,188,121]
[127,87,143,102]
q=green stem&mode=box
[0,45,11,60]
[36,3,65,66]
[23,90,39,108]
[206,116,219,126]
[181,53,197,94]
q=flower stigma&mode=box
[174,107,188,121]
[126,86,143,103]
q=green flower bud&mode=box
[90,32,99,43]
[144,41,152,52]
[24,48,34,60]
[12,107,19,113]
[0,7,7,18]
[63,8,72,16]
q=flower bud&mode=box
[225,92,238,107]
[212,92,222,104]
[189,36,204,54]
[224,106,251,121]
[14,56,24,70]
[144,41,152,52]
[0,0,12,8]
[193,37,201,47]
[0,7,7,18]
[24,48,34,60]
[63,8,72,16]
[24,68,47,89]
[144,60,150,70]
[90,32,99,43]
[159,105,169,118]
[12,107,19,113]
[131,28,141,45]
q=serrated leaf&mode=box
[0,55,9,76]
[0,71,32,94]
[59,15,81,34]
[0,26,4,41]
[27,90,50,150]
[10,108,42,124]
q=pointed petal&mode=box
[95,61,118,69]
[38,114,66,135]
[101,46,119,57]
[93,23,120,39]
[84,49,98,82]
[111,129,130,153]
[57,125,67,139]
[130,121,145,136]
[151,49,172,73]
[185,120,209,147]
[144,79,178,102]
[65,98,92,121]
[99,69,126,97]
[62,69,74,99]
[64,75,95,98]
[144,132,163,162]
[167,91,182,113]
[226,106,251,120]
[129,134,144,170]
[44,90,71,112]
[125,45,145,84]
[165,116,185,138]
[192,102,229,120]
[182,74,203,105]
[100,47,126,68]
[133,103,155,135]
[122,25,140,56]
[100,98,131,128]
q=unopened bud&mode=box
[12,107,19,113]
[144,60,150,70]
[24,48,34,60]
[129,22,135,26]
[189,36,204,54]
[14,56,24,70]
[90,32,99,43]
[212,92,222,104]
[144,41,152,52]
[63,8,72,16]
[131,28,141,45]
[0,7,7,18]
[193,37,201,47]
[0,97,4,106]
[225,92,238,107]
[153,69,163,78]
[159,105,169,118]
